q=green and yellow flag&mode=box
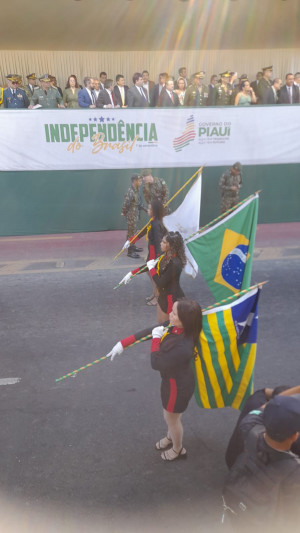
[193,286,260,410]
[186,194,259,302]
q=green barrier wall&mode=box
[0,164,299,236]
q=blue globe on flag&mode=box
[221,244,248,290]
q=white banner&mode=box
[0,106,300,171]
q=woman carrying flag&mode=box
[120,231,186,323]
[106,298,203,461]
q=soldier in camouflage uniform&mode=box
[184,71,208,107]
[29,74,65,109]
[212,71,233,106]
[141,169,169,212]
[121,174,143,258]
[219,162,242,214]
[24,73,38,100]
[256,66,273,104]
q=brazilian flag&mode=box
[192,287,260,410]
[186,195,258,302]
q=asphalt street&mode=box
[0,226,299,532]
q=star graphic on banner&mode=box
[107,117,110,121]
[94,117,97,122]
[99,116,105,122]
[89,118,92,121]
[112,117,115,121]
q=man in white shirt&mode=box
[93,78,101,100]
[278,73,300,104]
[142,70,154,103]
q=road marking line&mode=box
[0,378,21,385]
[0,236,72,242]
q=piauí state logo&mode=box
[173,114,196,152]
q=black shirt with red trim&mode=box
[131,218,166,260]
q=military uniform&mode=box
[184,84,208,106]
[2,87,29,108]
[143,177,169,207]
[256,66,273,104]
[122,183,141,253]
[24,73,38,100]
[219,163,242,213]
[212,82,233,106]
[30,85,63,108]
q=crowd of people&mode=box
[1,65,300,109]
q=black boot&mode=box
[127,245,140,259]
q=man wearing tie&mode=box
[78,77,96,108]
[3,74,29,108]
[99,72,107,91]
[96,79,119,109]
[261,78,282,105]
[113,74,129,107]
[158,78,179,107]
[278,73,300,104]
[24,73,38,100]
[127,72,149,108]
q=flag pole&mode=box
[55,281,267,382]
[185,190,261,243]
[113,166,203,261]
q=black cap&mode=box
[131,174,140,182]
[263,394,300,441]
[262,66,273,72]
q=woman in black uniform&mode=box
[120,231,186,324]
[107,298,203,461]
[128,199,166,305]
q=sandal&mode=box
[146,295,155,302]
[146,297,157,306]
[155,436,172,450]
[161,447,187,461]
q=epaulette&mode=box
[0,87,3,105]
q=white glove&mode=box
[106,341,124,361]
[122,240,130,250]
[152,326,166,339]
[147,258,159,271]
[120,271,133,285]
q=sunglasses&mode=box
[11,81,18,84]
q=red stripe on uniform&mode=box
[166,378,177,412]
[167,294,173,313]
[149,268,157,277]
[121,334,136,348]
[149,245,155,260]
[131,267,140,275]
[151,338,161,353]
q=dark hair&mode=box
[286,73,293,79]
[100,72,107,77]
[116,74,124,82]
[177,77,186,88]
[177,298,202,344]
[150,198,164,221]
[210,74,218,82]
[178,67,186,75]
[165,231,186,267]
[131,174,140,183]
[104,79,114,89]
[240,80,249,90]
[142,70,149,75]
[66,74,79,89]
[132,72,142,84]
[159,72,168,79]
[83,76,91,87]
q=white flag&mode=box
[164,173,202,278]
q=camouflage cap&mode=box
[194,71,205,79]
[39,74,51,82]
[232,162,242,172]
[262,66,273,72]
[141,169,152,177]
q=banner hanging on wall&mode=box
[1,106,300,171]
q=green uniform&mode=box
[212,83,233,106]
[122,184,140,241]
[256,77,272,104]
[219,169,242,213]
[184,84,208,106]
[143,177,169,207]
[30,86,63,108]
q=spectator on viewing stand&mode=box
[113,74,129,107]
[96,79,119,108]
[212,71,233,106]
[184,71,208,107]
[2,74,29,108]
[152,72,168,107]
[234,80,256,106]
[49,75,63,97]
[278,73,300,104]
[93,78,101,100]
[142,70,155,104]
[29,74,64,109]
[99,72,107,90]
[257,65,273,104]
[158,78,179,107]
[24,73,38,99]
[63,74,80,108]
[250,71,263,96]
[261,78,282,105]
[127,72,149,108]
[78,77,96,108]
[207,74,218,105]
[174,76,186,106]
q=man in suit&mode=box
[158,78,179,107]
[96,79,119,108]
[78,77,96,108]
[207,74,218,106]
[151,72,168,107]
[142,70,155,104]
[250,71,263,96]
[99,72,107,91]
[113,74,129,107]
[127,72,149,108]
[261,78,282,105]
[3,74,29,108]
[278,73,300,104]
[294,72,300,89]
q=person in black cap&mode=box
[257,65,273,104]
[121,175,143,259]
[184,72,208,107]
[2,74,29,109]
[223,387,300,530]
[212,71,233,106]
[219,162,242,214]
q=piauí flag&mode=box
[164,172,202,278]
[192,286,260,410]
[186,194,258,301]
